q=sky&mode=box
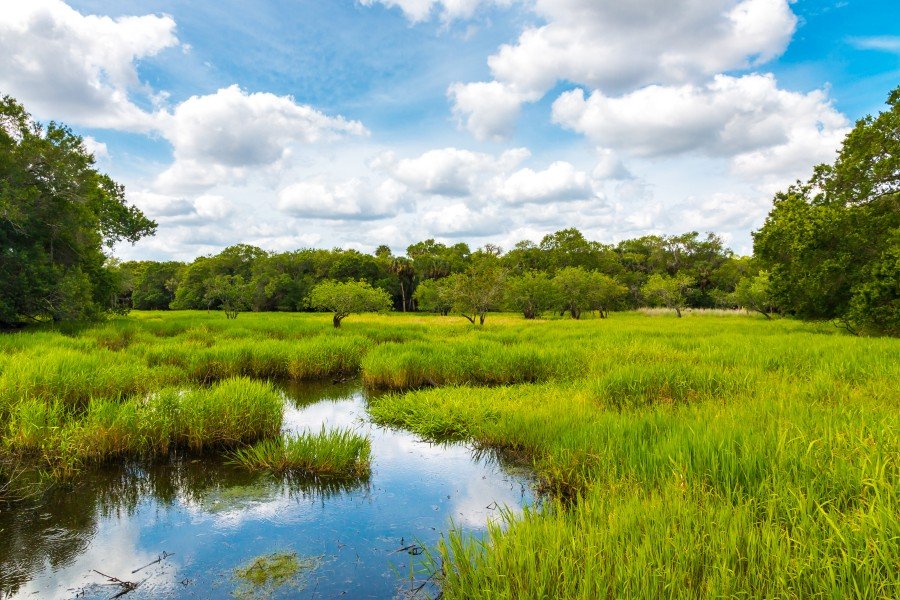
[1,0,898,260]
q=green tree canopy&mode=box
[754,86,900,335]
[641,273,694,317]
[0,95,155,323]
[413,278,453,315]
[309,280,392,327]
[504,270,557,319]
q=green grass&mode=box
[4,377,283,476]
[228,426,371,478]
[0,310,897,597]
[366,316,899,599]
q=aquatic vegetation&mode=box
[0,310,896,596]
[233,551,321,599]
[4,378,283,476]
[369,319,900,598]
[229,427,371,478]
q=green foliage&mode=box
[641,273,694,317]
[205,274,253,319]
[368,315,899,598]
[730,270,774,318]
[0,95,155,323]
[309,279,392,327]
[413,278,454,315]
[504,271,557,319]
[755,86,900,335]
[552,267,593,319]
[128,261,184,310]
[444,254,506,324]
[228,427,371,477]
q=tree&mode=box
[504,271,557,319]
[205,275,253,319]
[754,86,900,335]
[445,259,506,325]
[0,95,156,323]
[552,267,594,319]
[309,280,392,327]
[731,271,775,319]
[586,272,627,318]
[413,278,453,315]
[130,261,184,310]
[389,256,416,312]
[642,273,693,317]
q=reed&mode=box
[228,426,371,477]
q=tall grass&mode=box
[228,426,371,478]
[4,378,283,476]
[368,315,900,598]
[1,310,897,596]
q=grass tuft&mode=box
[228,427,371,478]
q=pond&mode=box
[0,380,535,599]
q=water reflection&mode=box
[0,381,534,599]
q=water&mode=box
[0,380,534,599]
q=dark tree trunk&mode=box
[333,314,343,328]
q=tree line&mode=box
[2,88,897,335]
[112,228,758,325]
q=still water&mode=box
[0,381,534,599]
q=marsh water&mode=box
[0,381,534,599]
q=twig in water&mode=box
[131,551,173,574]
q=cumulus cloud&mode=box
[449,0,797,139]
[81,136,109,160]
[277,178,406,220]
[130,191,233,223]
[492,161,592,205]
[420,202,506,237]
[155,85,368,192]
[372,147,529,196]
[0,0,179,131]
[448,81,536,141]
[552,74,849,179]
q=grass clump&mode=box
[233,551,321,599]
[4,378,284,476]
[229,426,371,478]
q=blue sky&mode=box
[2,0,898,259]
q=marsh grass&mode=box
[1,310,897,597]
[366,315,900,598]
[5,378,283,477]
[228,427,371,478]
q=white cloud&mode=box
[420,202,505,237]
[450,0,797,139]
[81,136,109,160]
[552,74,849,179]
[130,191,233,223]
[0,0,178,131]
[373,147,529,196]
[592,148,632,181]
[359,0,514,23]
[154,85,369,193]
[448,81,536,141]
[277,178,406,220]
[492,161,592,204]
[849,35,900,53]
